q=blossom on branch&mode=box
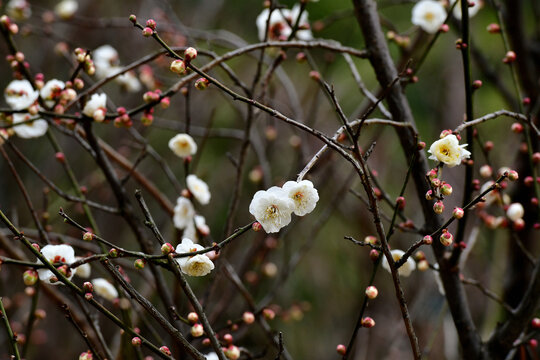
[256,4,313,42]
[282,180,319,216]
[40,79,65,108]
[92,278,119,301]
[82,93,107,121]
[37,244,76,284]
[187,174,211,205]
[175,238,215,276]
[411,0,447,34]
[5,79,39,110]
[249,186,295,233]
[382,249,416,277]
[11,113,48,138]
[450,0,482,20]
[428,134,471,167]
[168,133,197,158]
[173,197,195,229]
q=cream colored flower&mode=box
[506,203,524,221]
[173,197,195,229]
[82,93,107,120]
[92,278,119,301]
[256,4,312,41]
[37,244,76,284]
[187,174,211,205]
[55,0,78,19]
[168,133,197,158]
[12,113,48,139]
[5,79,39,110]
[382,249,416,277]
[412,0,447,34]
[73,257,91,278]
[6,0,31,20]
[282,180,319,216]
[93,45,119,69]
[249,186,295,233]
[175,238,214,276]
[450,0,482,20]
[428,134,471,167]
[40,79,65,108]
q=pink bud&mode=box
[84,293,93,301]
[223,333,233,345]
[479,165,492,178]
[145,19,156,30]
[55,152,65,163]
[369,249,379,261]
[425,190,433,201]
[129,15,137,23]
[486,23,500,33]
[160,97,170,109]
[423,235,433,245]
[512,218,525,231]
[440,24,449,33]
[417,141,426,150]
[159,346,171,356]
[224,345,240,360]
[161,243,174,255]
[440,231,453,246]
[191,323,204,337]
[187,312,199,324]
[170,59,186,75]
[109,248,119,258]
[309,71,320,81]
[472,80,482,89]
[79,351,93,360]
[507,170,519,181]
[134,259,146,269]
[396,196,406,210]
[142,27,154,37]
[433,201,445,214]
[83,282,93,293]
[440,183,453,196]
[23,270,38,286]
[503,51,516,63]
[262,308,275,320]
[336,344,347,355]
[430,177,441,188]
[132,337,142,347]
[511,122,523,133]
[365,286,378,299]
[184,47,198,62]
[195,77,209,90]
[453,207,465,219]
[242,311,255,324]
[361,317,375,328]
[531,317,540,329]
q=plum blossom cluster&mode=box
[249,180,319,233]
[256,4,313,42]
[411,0,483,34]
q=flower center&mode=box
[265,204,279,218]
[440,146,450,156]
[424,12,435,21]
[293,192,304,202]
[52,255,67,263]
[269,23,285,40]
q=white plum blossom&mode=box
[168,133,197,158]
[175,238,214,276]
[93,45,119,68]
[411,0,447,34]
[73,257,91,278]
[5,79,39,110]
[92,45,141,92]
[205,353,219,360]
[249,186,295,233]
[173,197,195,229]
[12,113,48,139]
[55,0,78,19]
[506,203,524,221]
[450,0,482,20]
[37,244,76,284]
[82,93,107,120]
[282,180,319,216]
[92,278,119,301]
[6,0,31,20]
[187,174,211,205]
[428,134,471,167]
[256,4,312,41]
[115,70,142,92]
[40,79,65,107]
[382,249,416,277]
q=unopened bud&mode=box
[134,259,146,269]
[83,281,93,292]
[453,207,465,219]
[131,337,141,347]
[336,344,347,356]
[161,243,174,255]
[309,70,320,81]
[365,286,378,299]
[425,190,433,201]
[83,232,93,242]
[129,14,137,23]
[191,323,204,337]
[242,311,255,324]
[396,196,406,210]
[486,23,500,33]
[142,27,153,37]
[187,312,199,324]
[479,165,492,178]
[195,77,209,90]
[55,152,65,163]
[170,59,186,75]
[511,122,523,133]
[369,249,379,261]
[433,201,445,214]
[503,51,516,63]
[262,308,275,320]
[423,235,433,245]
[440,183,453,196]
[252,222,262,232]
[224,345,240,360]
[159,346,171,355]
[440,231,453,246]
[507,170,519,181]
[184,47,197,62]
[361,317,375,328]
[145,19,156,30]
[23,270,38,286]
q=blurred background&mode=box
[0,0,538,359]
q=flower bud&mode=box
[131,337,142,346]
[23,270,38,286]
[531,317,540,329]
[184,47,197,62]
[161,243,174,255]
[134,259,146,270]
[423,235,433,245]
[262,308,275,320]
[479,165,492,178]
[252,222,262,232]
[55,152,65,163]
[503,51,516,63]
[129,14,137,23]
[369,249,379,261]
[223,333,233,345]
[425,190,433,201]
[507,203,524,221]
[160,97,170,109]
[417,259,429,271]
[224,345,240,360]
[507,170,519,181]
[187,312,199,324]
[191,323,204,337]
[453,207,465,219]
[309,71,320,81]
[512,218,525,231]
[145,19,156,30]
[142,27,153,37]
[170,59,186,75]
[242,311,255,324]
[433,201,444,214]
[364,235,377,245]
[361,317,375,328]
[472,80,482,89]
[84,292,93,301]
[93,108,106,122]
[195,77,209,90]
[83,281,93,293]
[396,196,406,210]
[440,231,453,246]
[365,286,378,299]
[430,177,441,188]
[336,344,347,356]
[486,23,500,33]
[440,183,452,196]
[108,248,119,258]
[440,24,449,33]
[417,141,426,150]
[83,232,93,242]
[511,122,523,133]
[159,346,171,355]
